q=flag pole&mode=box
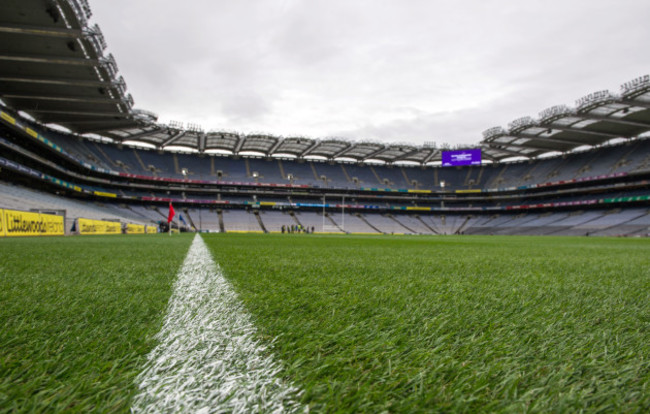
[167,202,175,236]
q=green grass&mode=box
[1,233,649,413]
[205,234,650,413]
[0,234,193,413]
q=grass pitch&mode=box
[206,234,650,413]
[0,234,193,412]
[0,233,648,413]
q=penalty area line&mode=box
[131,234,303,413]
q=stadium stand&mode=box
[0,180,155,232]
[572,209,647,235]
[286,211,341,233]
[186,207,221,232]
[257,210,294,232]
[222,209,263,232]
[395,214,436,234]
[324,213,377,234]
[128,205,167,222]
[0,0,649,236]
[363,214,413,234]
[606,209,650,236]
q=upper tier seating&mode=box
[25,120,649,191]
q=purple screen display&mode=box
[442,149,482,166]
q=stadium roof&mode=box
[481,81,650,161]
[1,1,650,165]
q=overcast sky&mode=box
[91,0,649,147]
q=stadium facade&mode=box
[1,0,650,236]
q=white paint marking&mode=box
[132,234,303,413]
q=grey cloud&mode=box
[91,0,650,144]
[221,92,273,122]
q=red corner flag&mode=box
[167,202,175,223]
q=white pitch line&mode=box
[131,234,303,414]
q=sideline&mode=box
[131,234,303,413]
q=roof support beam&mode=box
[1,93,123,104]
[53,118,138,126]
[620,99,650,109]
[579,113,650,128]
[0,24,82,38]
[267,139,284,156]
[112,128,160,141]
[422,149,439,164]
[160,131,186,148]
[484,145,531,158]
[513,132,592,146]
[0,53,99,67]
[488,138,568,152]
[392,149,424,163]
[73,122,144,134]
[233,136,246,154]
[331,144,354,160]
[26,109,128,118]
[0,75,117,88]
[198,133,206,153]
[545,125,619,138]
[359,147,387,162]
[300,140,322,158]
[479,151,498,162]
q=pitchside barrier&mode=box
[76,218,122,235]
[0,209,159,237]
[126,223,146,234]
[0,208,64,237]
[75,218,159,235]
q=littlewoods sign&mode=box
[0,208,64,237]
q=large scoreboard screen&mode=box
[442,149,482,166]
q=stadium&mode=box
[1,0,649,412]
